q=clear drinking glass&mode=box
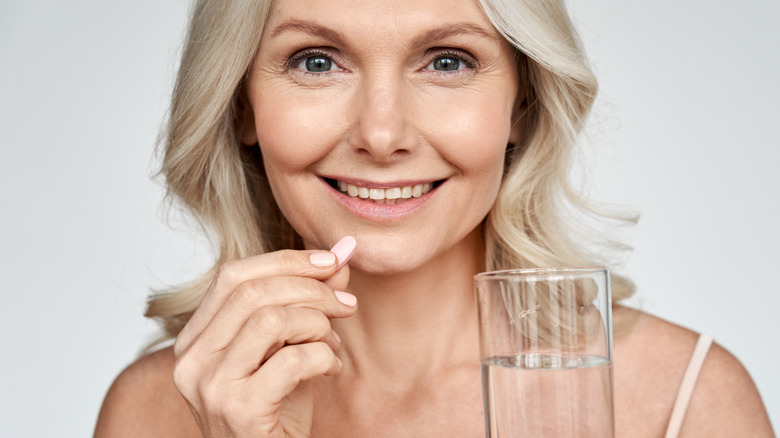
[475,268,614,437]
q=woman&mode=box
[95,0,773,436]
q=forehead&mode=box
[263,0,501,42]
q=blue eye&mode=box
[432,56,462,71]
[295,54,338,73]
[424,51,476,73]
[306,56,332,72]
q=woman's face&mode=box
[243,0,520,274]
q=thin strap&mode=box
[664,333,714,438]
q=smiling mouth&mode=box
[324,178,443,205]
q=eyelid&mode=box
[423,48,478,71]
[286,47,344,72]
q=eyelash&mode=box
[286,48,341,74]
[284,48,478,75]
[424,49,478,72]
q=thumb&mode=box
[324,263,350,291]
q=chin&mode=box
[346,243,432,277]
[347,227,483,278]
[350,257,425,277]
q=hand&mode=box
[172,236,358,437]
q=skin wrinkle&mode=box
[95,0,774,436]
[245,0,518,277]
[268,20,501,69]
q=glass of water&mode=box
[475,268,614,437]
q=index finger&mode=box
[174,236,356,356]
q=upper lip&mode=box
[321,176,444,189]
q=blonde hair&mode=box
[146,0,635,340]
[479,0,636,293]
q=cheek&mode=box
[430,94,513,179]
[253,89,346,171]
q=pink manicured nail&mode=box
[332,330,341,343]
[309,252,336,267]
[330,236,356,269]
[334,291,357,307]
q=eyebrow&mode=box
[270,20,499,47]
[411,23,500,47]
[271,20,348,46]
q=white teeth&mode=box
[385,187,401,200]
[369,188,385,200]
[337,181,434,201]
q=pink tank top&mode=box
[664,334,714,438]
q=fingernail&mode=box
[336,356,343,368]
[330,236,357,269]
[309,252,336,267]
[334,291,357,307]
[332,330,341,343]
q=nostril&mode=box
[351,108,416,159]
[355,147,412,162]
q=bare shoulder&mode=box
[680,334,774,436]
[612,307,774,437]
[94,346,200,438]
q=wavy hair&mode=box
[146,0,635,340]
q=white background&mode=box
[1,1,777,436]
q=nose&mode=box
[348,72,417,161]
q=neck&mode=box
[332,228,485,383]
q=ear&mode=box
[236,89,259,145]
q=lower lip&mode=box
[323,179,442,221]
